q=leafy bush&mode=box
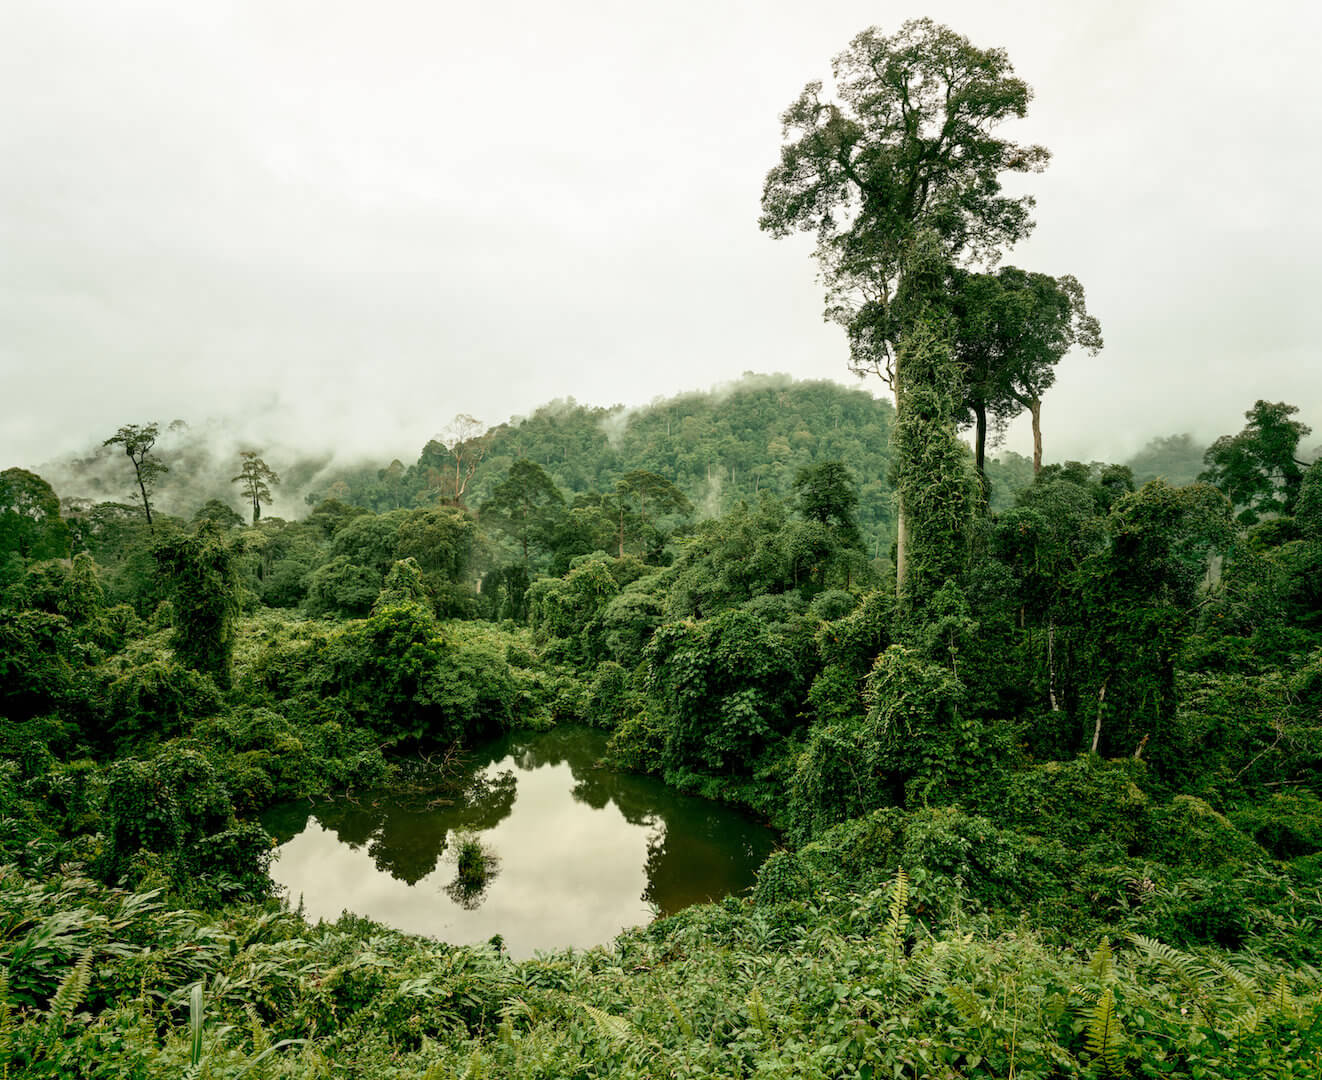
[751,850,816,905]
[645,608,813,774]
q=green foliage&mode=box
[751,850,816,905]
[103,422,169,527]
[583,661,637,729]
[98,745,272,897]
[0,468,70,561]
[304,554,382,616]
[645,608,813,774]
[154,520,240,689]
[1202,400,1312,523]
[793,461,860,545]
[481,459,565,567]
[102,648,225,743]
[527,552,623,662]
[891,316,982,613]
[790,646,993,833]
[0,609,77,722]
[232,451,280,524]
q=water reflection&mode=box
[263,727,776,957]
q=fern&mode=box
[1269,972,1294,1016]
[582,1002,635,1047]
[1203,954,1259,1008]
[944,983,986,1026]
[883,867,911,963]
[244,1002,270,1055]
[46,949,93,1036]
[1090,938,1115,983]
[1084,987,1127,1076]
[662,993,694,1038]
[0,968,12,1080]
[1127,934,1219,1023]
[746,985,771,1036]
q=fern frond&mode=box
[582,1002,635,1047]
[1269,973,1294,1016]
[662,993,694,1038]
[46,950,93,1034]
[746,986,771,1036]
[244,1002,270,1054]
[0,968,13,1078]
[944,983,985,1026]
[1203,955,1259,1007]
[1090,938,1115,983]
[1126,934,1218,1022]
[1085,987,1128,1076]
[883,867,911,962]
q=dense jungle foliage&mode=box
[6,17,1322,1079]
[4,372,1319,1077]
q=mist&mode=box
[3,1,1319,477]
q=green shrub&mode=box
[1231,790,1322,859]
[584,661,637,729]
[752,850,816,905]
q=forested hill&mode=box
[38,372,1217,561]
[325,375,900,551]
[40,374,906,554]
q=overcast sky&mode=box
[2,0,1318,472]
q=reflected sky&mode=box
[264,728,776,957]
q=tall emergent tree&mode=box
[232,451,280,524]
[104,423,168,529]
[949,267,1102,477]
[427,414,490,506]
[1200,400,1313,524]
[760,18,1049,588]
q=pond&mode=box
[262,727,778,957]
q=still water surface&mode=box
[263,727,776,957]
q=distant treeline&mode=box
[36,374,1223,559]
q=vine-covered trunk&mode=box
[892,380,909,594]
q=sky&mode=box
[2,0,1319,472]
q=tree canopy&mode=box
[232,451,280,524]
[1201,400,1313,523]
[104,422,168,528]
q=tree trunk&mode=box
[1091,678,1108,754]
[134,469,153,529]
[895,509,909,594]
[1047,620,1059,712]
[893,377,908,595]
[973,401,987,476]
[1030,397,1044,476]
